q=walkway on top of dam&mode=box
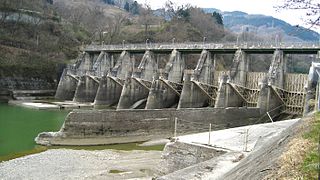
[85,42,320,54]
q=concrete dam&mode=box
[36,42,320,146]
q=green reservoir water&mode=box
[0,103,164,162]
[0,103,69,161]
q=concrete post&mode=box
[257,77,269,114]
[177,70,193,109]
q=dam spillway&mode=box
[37,42,320,146]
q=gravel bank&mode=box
[0,149,162,180]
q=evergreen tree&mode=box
[130,1,140,15]
[124,2,130,12]
[212,12,223,26]
[176,5,191,21]
[102,0,115,5]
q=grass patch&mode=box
[48,142,165,152]
[109,169,126,174]
[0,146,48,163]
[300,113,320,179]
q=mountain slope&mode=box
[203,8,319,42]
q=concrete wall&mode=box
[36,107,261,146]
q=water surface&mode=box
[0,103,164,162]
[0,103,68,161]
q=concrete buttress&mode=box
[93,51,132,108]
[229,49,249,86]
[178,50,214,108]
[257,50,286,116]
[117,51,157,109]
[146,49,185,109]
[55,68,79,100]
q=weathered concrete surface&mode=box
[229,49,249,86]
[0,149,162,180]
[178,70,210,108]
[193,50,214,84]
[158,141,226,175]
[77,52,93,73]
[145,77,181,109]
[92,51,112,77]
[117,77,150,109]
[165,49,185,82]
[55,69,78,100]
[268,50,285,88]
[94,76,123,108]
[73,76,100,103]
[157,118,299,180]
[110,51,132,79]
[36,107,261,146]
[304,62,320,114]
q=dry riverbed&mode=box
[0,149,162,180]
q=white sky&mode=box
[137,0,319,33]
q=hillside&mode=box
[203,8,319,42]
[0,0,92,90]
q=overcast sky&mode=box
[136,0,319,33]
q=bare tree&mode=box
[276,0,320,27]
[189,8,225,41]
[105,13,127,43]
[139,3,153,39]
